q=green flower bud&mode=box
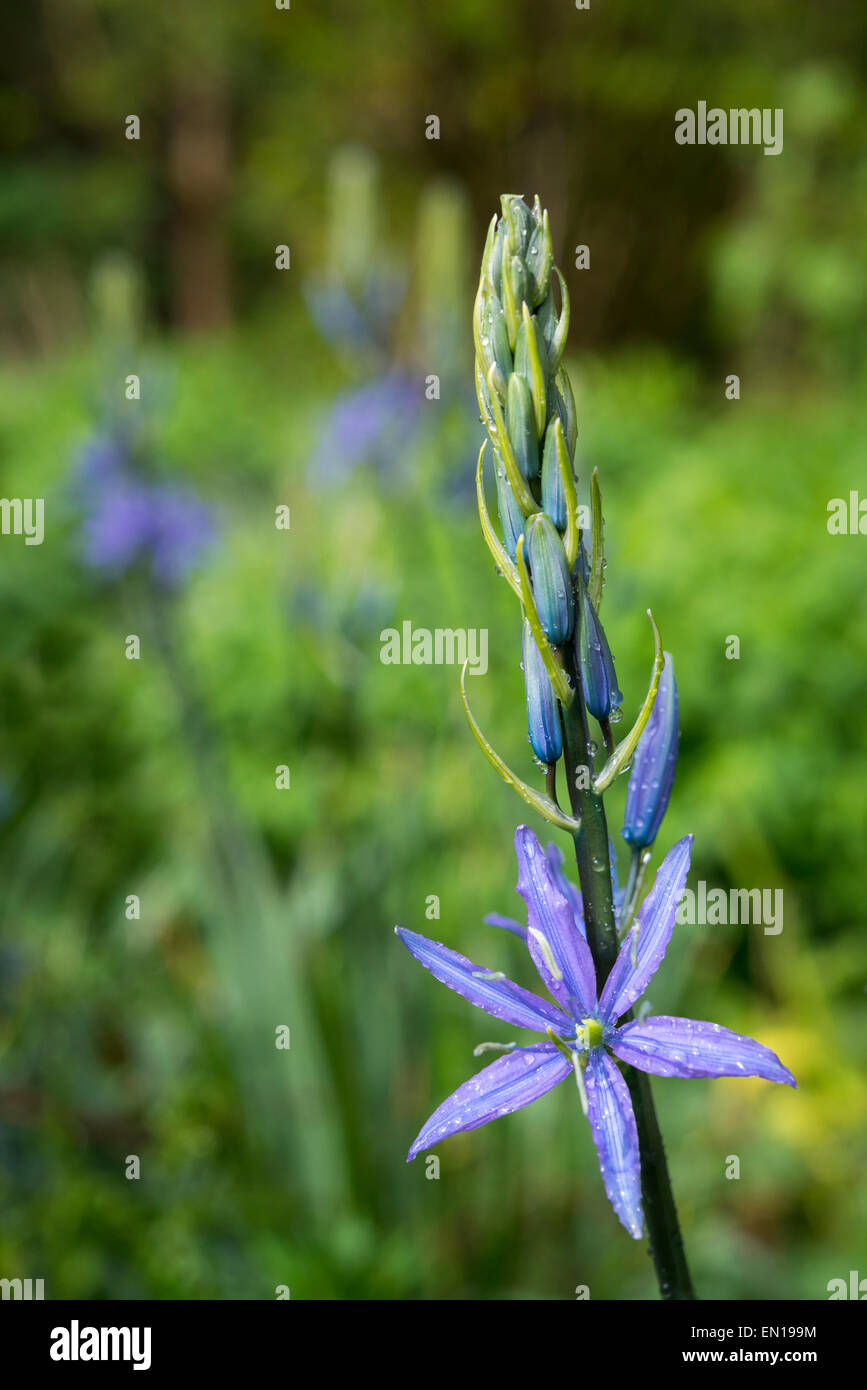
[500,194,534,257]
[526,208,553,307]
[505,253,530,311]
[477,290,512,398]
[514,308,548,439]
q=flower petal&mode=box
[598,835,692,1023]
[610,1015,797,1087]
[407,1043,570,1160]
[515,825,597,1016]
[544,841,586,939]
[395,927,570,1033]
[484,912,527,940]
[584,1049,643,1238]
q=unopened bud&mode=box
[526,512,575,645]
[522,619,562,765]
[506,373,540,480]
[622,652,679,848]
[576,583,622,722]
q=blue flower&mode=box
[74,434,217,589]
[309,371,423,488]
[622,651,679,849]
[485,839,622,942]
[397,827,795,1237]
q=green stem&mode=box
[560,645,695,1300]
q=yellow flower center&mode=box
[577,1017,604,1051]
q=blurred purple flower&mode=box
[310,371,424,488]
[74,435,217,588]
[398,826,795,1238]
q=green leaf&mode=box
[460,664,581,833]
[475,441,522,601]
[589,467,605,610]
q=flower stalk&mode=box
[475,193,695,1296]
[395,193,796,1302]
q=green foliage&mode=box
[1,0,865,1301]
[0,315,863,1298]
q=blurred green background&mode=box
[1,0,865,1300]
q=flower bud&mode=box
[506,373,539,480]
[495,464,524,559]
[540,417,567,530]
[576,583,622,722]
[504,253,530,312]
[622,651,679,848]
[522,619,562,765]
[526,209,553,307]
[500,194,534,256]
[486,221,507,297]
[514,310,548,437]
[477,291,512,396]
[526,512,574,645]
[549,367,577,460]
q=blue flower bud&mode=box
[495,463,525,559]
[577,534,590,586]
[506,373,539,480]
[522,619,562,765]
[526,512,575,645]
[540,418,567,530]
[622,652,679,848]
[576,583,622,722]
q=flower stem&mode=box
[559,648,696,1300]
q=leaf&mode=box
[460,664,581,834]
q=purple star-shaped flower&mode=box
[396,826,796,1238]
